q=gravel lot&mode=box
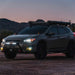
[0,52,75,75]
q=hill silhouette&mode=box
[0,18,29,33]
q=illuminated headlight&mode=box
[2,39,6,42]
[24,38,36,43]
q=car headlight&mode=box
[2,39,6,42]
[24,38,36,43]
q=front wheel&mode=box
[34,42,47,60]
[4,49,17,59]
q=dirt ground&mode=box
[0,52,75,75]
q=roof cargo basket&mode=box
[47,21,71,26]
[29,20,71,27]
[29,21,47,27]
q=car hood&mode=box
[5,34,39,41]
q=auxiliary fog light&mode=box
[0,47,3,51]
[26,47,32,51]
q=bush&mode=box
[0,30,13,43]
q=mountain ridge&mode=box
[0,18,29,33]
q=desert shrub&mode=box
[0,30,13,43]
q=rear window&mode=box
[58,26,70,34]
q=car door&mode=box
[46,26,60,51]
[57,26,70,50]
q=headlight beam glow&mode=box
[24,38,35,43]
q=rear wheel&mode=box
[34,42,47,60]
[65,41,75,58]
[4,49,17,59]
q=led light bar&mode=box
[5,42,17,45]
[29,20,71,26]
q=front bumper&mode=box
[1,42,36,53]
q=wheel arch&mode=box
[67,39,75,51]
[37,39,47,51]
[37,39,47,46]
[68,39,75,46]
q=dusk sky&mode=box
[0,0,75,23]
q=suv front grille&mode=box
[6,40,20,43]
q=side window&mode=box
[48,27,58,35]
[63,27,70,33]
[58,27,68,34]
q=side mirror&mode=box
[46,32,55,36]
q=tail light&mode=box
[73,32,75,37]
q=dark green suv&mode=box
[1,21,75,59]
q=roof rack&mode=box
[29,21,48,27]
[47,21,71,26]
[29,20,71,27]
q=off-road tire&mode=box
[34,42,47,60]
[4,49,17,59]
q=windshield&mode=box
[18,25,48,34]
